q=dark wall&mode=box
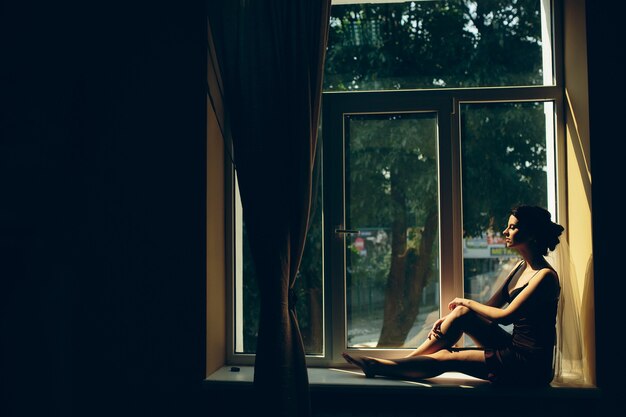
[1,2,208,416]
[587,0,626,412]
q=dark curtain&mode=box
[208,1,331,416]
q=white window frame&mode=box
[225,0,565,368]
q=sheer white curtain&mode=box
[547,237,593,385]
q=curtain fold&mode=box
[547,237,590,385]
[209,1,331,415]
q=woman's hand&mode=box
[427,317,445,340]
[448,297,469,311]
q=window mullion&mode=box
[438,95,464,322]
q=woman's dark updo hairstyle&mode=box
[510,205,564,255]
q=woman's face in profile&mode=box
[503,215,526,248]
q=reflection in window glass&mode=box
[324,0,551,91]
[345,112,440,348]
[460,101,555,340]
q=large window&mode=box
[228,0,563,366]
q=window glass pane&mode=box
[238,220,259,354]
[324,0,552,91]
[235,163,324,355]
[345,112,440,348]
[460,101,555,338]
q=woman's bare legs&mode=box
[343,306,509,379]
[343,349,490,381]
[342,306,510,379]
[406,306,511,357]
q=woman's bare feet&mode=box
[342,352,376,378]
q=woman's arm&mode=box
[448,269,558,324]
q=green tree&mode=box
[324,0,543,91]
[346,114,439,347]
[461,102,548,238]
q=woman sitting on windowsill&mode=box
[343,205,564,386]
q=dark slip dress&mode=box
[484,261,561,385]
